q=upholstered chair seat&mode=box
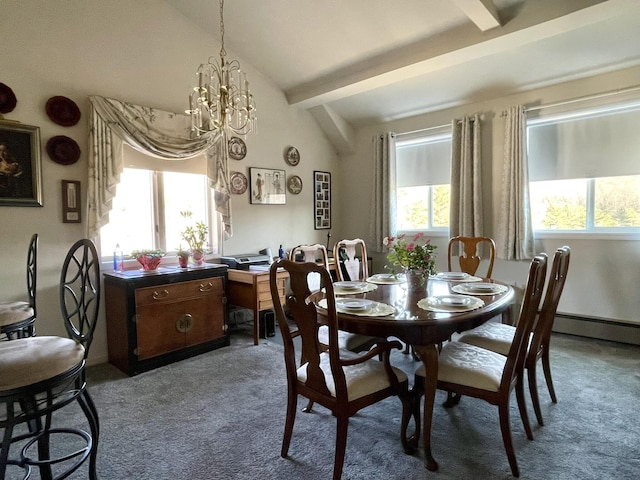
[317,326,378,352]
[0,302,34,329]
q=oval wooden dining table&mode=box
[313,276,514,472]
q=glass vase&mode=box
[191,249,205,266]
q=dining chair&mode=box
[289,243,377,353]
[456,246,571,426]
[269,259,412,480]
[406,253,548,478]
[447,235,496,278]
[0,233,38,340]
[0,238,100,480]
[333,238,368,282]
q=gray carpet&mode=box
[9,327,640,479]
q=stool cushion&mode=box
[297,349,408,401]
[0,336,85,392]
[0,301,34,327]
[415,341,506,392]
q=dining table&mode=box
[312,272,514,471]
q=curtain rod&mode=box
[393,124,450,138]
[522,84,640,114]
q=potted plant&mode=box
[131,249,165,271]
[180,211,209,266]
[176,245,190,268]
[383,233,437,291]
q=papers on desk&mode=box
[249,265,271,272]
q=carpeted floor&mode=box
[6,324,640,479]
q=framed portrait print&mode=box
[313,170,331,230]
[0,122,43,207]
[250,167,286,205]
[61,180,81,223]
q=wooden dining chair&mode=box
[0,238,100,480]
[456,246,571,426]
[290,243,378,353]
[0,233,38,340]
[447,235,496,278]
[406,253,548,478]
[333,238,368,282]
[269,259,411,480]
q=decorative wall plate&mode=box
[287,175,303,194]
[230,171,248,194]
[46,135,81,165]
[228,136,247,160]
[46,96,81,126]
[0,83,17,114]
[284,146,300,166]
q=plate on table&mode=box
[334,281,368,290]
[419,294,484,312]
[336,298,374,312]
[433,272,469,281]
[366,273,405,284]
[452,282,507,295]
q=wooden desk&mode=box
[314,278,513,472]
[226,268,289,345]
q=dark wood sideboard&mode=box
[104,264,229,376]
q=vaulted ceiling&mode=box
[165,0,640,151]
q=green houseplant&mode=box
[180,211,208,266]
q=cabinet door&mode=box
[185,277,225,347]
[136,300,187,360]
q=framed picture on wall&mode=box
[0,121,43,207]
[250,167,286,204]
[313,170,331,230]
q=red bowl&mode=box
[136,255,163,271]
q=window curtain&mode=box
[87,95,232,240]
[450,114,483,237]
[497,105,535,260]
[369,133,396,252]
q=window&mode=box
[527,100,640,234]
[100,147,218,258]
[394,129,452,232]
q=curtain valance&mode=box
[87,95,232,240]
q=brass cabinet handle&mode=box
[176,313,194,333]
[152,289,170,300]
[199,282,214,292]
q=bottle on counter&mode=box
[113,244,124,272]
[278,244,285,259]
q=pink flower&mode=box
[406,243,416,251]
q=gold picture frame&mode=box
[0,121,43,207]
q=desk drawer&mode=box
[135,278,222,307]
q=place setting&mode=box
[366,273,406,285]
[451,282,509,295]
[317,297,395,317]
[333,280,377,295]
[418,294,485,313]
[430,271,483,282]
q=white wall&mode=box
[0,0,341,364]
[338,66,640,340]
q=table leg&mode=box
[413,344,439,471]
[253,309,260,345]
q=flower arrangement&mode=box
[383,233,437,275]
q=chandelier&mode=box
[187,0,256,137]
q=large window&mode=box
[100,148,217,258]
[395,129,451,232]
[527,100,640,234]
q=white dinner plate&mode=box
[466,282,500,293]
[434,272,469,280]
[335,298,374,312]
[334,281,368,290]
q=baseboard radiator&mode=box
[553,313,640,346]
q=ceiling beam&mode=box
[451,0,501,31]
[285,0,614,109]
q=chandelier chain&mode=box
[219,0,226,58]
